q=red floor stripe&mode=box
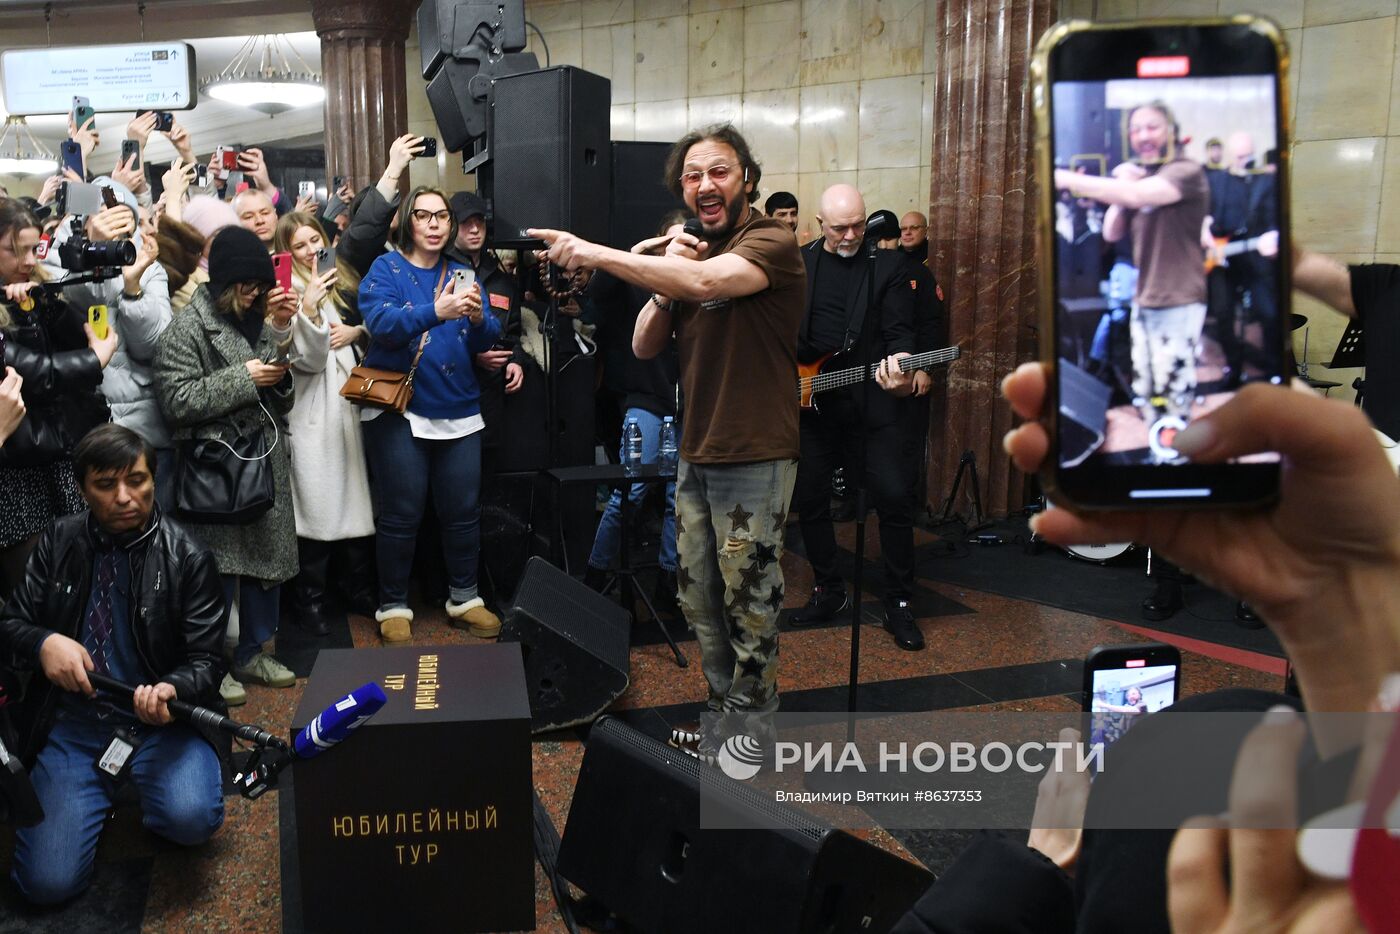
[1115,621,1289,677]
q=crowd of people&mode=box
[0,103,1395,930]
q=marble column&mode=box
[926,0,1055,517]
[312,0,417,193]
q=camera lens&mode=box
[86,239,136,267]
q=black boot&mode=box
[1234,601,1264,629]
[790,583,849,627]
[293,537,332,636]
[1140,579,1183,621]
[339,536,378,617]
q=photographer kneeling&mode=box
[0,425,227,906]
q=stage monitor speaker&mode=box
[500,557,631,733]
[558,717,933,934]
[485,66,611,248]
[1058,358,1112,467]
[418,0,528,80]
[609,141,685,250]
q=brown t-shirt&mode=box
[673,214,806,463]
[1129,157,1209,308]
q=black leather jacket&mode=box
[0,290,110,467]
[0,506,227,765]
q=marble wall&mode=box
[402,0,941,241]
[1064,0,1400,403]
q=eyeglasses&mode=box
[410,209,452,225]
[678,163,739,188]
[237,281,272,299]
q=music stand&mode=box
[1325,320,1365,408]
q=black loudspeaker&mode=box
[500,557,630,733]
[609,141,685,250]
[558,718,934,934]
[485,66,611,247]
[1058,358,1112,467]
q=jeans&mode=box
[221,575,280,668]
[674,457,796,714]
[11,714,223,905]
[363,411,483,609]
[587,407,677,573]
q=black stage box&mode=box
[290,645,534,933]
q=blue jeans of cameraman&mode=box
[587,407,677,575]
[11,712,223,905]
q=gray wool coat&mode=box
[153,285,299,584]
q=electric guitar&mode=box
[797,346,960,410]
[1203,234,1267,274]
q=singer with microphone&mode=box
[530,124,804,763]
[0,424,227,905]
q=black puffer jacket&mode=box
[0,507,227,766]
[0,290,110,467]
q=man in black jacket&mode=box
[0,424,227,905]
[789,184,920,649]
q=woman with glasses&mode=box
[271,212,376,635]
[0,197,116,600]
[154,226,299,700]
[358,186,501,644]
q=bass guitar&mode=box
[797,346,960,410]
[1203,234,1267,274]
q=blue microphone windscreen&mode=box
[293,682,389,759]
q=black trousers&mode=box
[794,404,915,600]
[293,535,377,610]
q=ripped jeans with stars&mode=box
[674,457,797,717]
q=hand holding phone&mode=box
[272,252,294,293]
[1083,642,1180,770]
[87,305,110,341]
[71,96,95,132]
[1033,18,1288,508]
[59,139,85,178]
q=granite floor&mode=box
[0,516,1283,933]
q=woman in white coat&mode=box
[273,212,377,633]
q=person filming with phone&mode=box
[356,186,501,646]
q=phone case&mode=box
[272,254,294,291]
[1029,16,1290,511]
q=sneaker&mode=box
[375,606,413,644]
[219,672,247,707]
[789,584,849,628]
[883,598,925,651]
[445,597,501,639]
[233,652,297,688]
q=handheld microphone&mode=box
[237,682,388,799]
[292,682,388,759]
[682,218,704,240]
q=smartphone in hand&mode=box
[120,138,141,169]
[1032,17,1288,509]
[71,95,94,130]
[59,139,84,177]
[272,252,294,293]
[1082,642,1180,772]
[87,305,110,340]
[298,180,316,201]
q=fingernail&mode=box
[1264,703,1298,725]
[1171,420,1216,456]
[1000,372,1013,395]
[1002,428,1016,455]
[1028,512,1044,535]
[1377,673,1400,713]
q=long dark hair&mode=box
[0,198,41,330]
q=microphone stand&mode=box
[845,232,886,724]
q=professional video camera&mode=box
[56,216,134,276]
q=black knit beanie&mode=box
[208,226,275,299]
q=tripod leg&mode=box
[632,582,688,668]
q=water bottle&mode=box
[658,416,678,475]
[624,417,643,476]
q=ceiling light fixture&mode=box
[0,115,58,176]
[200,34,324,116]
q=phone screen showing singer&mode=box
[1048,27,1286,501]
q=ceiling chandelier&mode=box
[200,34,324,116]
[0,115,57,175]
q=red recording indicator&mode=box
[1138,55,1190,78]
[1125,659,1147,668]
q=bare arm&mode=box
[1053,167,1182,211]
[633,295,672,361]
[1292,249,1355,318]
[1102,205,1129,244]
[528,228,770,304]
